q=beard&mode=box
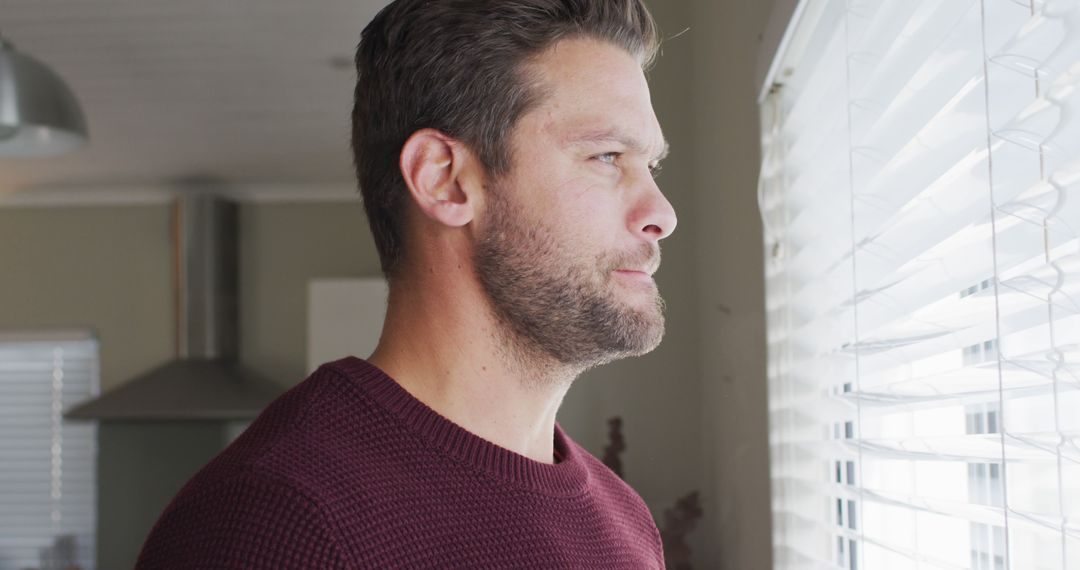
[473,187,666,373]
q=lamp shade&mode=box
[0,37,87,157]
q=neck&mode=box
[368,257,579,464]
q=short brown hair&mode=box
[351,0,660,277]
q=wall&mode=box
[0,206,174,394]
[238,201,381,385]
[690,1,778,569]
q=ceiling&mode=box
[0,0,388,198]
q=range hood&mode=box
[66,195,283,421]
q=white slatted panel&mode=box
[762,0,1080,568]
[0,334,99,570]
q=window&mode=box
[760,0,1080,568]
[971,522,1007,570]
[0,332,99,569]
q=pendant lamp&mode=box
[0,35,88,157]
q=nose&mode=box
[630,175,678,242]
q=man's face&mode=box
[474,37,677,373]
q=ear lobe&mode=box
[400,129,474,228]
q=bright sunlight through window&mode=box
[759,1,1080,568]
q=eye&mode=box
[593,152,620,165]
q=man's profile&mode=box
[136,0,677,567]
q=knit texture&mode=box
[135,357,665,569]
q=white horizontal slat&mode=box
[0,335,98,570]
[764,1,1080,569]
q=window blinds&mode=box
[0,334,98,570]
[760,1,1080,569]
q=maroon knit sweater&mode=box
[135,357,664,569]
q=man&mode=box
[136,0,676,567]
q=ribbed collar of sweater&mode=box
[331,357,592,498]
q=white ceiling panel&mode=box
[0,0,390,195]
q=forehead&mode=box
[518,37,666,157]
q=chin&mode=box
[636,322,666,354]
[614,310,666,356]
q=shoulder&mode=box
[135,468,351,569]
[564,432,647,507]
[581,445,653,519]
[564,432,666,563]
[193,360,379,482]
[136,361,379,569]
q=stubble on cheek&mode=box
[474,199,667,372]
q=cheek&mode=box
[515,161,627,249]
[567,219,621,274]
[563,191,626,256]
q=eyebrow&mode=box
[566,128,670,163]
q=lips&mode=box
[614,259,659,278]
[613,269,656,285]
[610,246,661,283]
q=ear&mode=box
[399,129,476,228]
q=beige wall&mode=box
[238,201,381,385]
[0,206,174,394]
[690,2,777,569]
